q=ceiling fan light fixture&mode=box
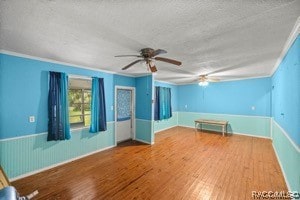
[198,81,209,86]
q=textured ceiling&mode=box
[0,0,299,84]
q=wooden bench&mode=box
[0,165,39,199]
[194,119,228,136]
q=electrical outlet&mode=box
[251,106,255,110]
[29,116,35,123]
[111,105,114,111]
[185,105,188,109]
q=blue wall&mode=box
[113,74,135,88]
[270,34,300,192]
[135,75,153,144]
[135,75,153,120]
[178,77,271,116]
[154,81,178,111]
[271,35,300,146]
[0,54,115,140]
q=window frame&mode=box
[68,78,92,128]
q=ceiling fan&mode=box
[196,65,259,86]
[115,48,182,72]
[198,75,220,86]
[175,63,257,86]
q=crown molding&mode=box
[154,79,178,85]
[0,50,117,74]
[0,50,179,80]
[270,17,300,76]
[113,72,136,78]
[175,75,270,85]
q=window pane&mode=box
[69,116,83,124]
[84,91,91,103]
[69,89,83,104]
[84,115,91,127]
[69,104,83,116]
[84,104,91,113]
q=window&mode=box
[68,78,92,128]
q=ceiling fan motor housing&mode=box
[141,48,155,58]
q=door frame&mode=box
[114,86,136,145]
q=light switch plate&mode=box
[29,116,35,123]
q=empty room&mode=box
[0,1,299,199]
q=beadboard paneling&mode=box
[0,123,115,179]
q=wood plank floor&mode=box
[12,127,287,200]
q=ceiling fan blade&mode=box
[122,59,143,70]
[208,75,255,80]
[155,57,182,66]
[148,63,157,73]
[207,77,220,82]
[207,63,251,76]
[115,55,141,57]
[152,49,167,57]
[170,75,194,79]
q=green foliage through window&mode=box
[68,89,91,127]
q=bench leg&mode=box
[222,126,225,137]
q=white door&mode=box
[116,88,133,142]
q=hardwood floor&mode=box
[12,127,287,200]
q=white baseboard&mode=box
[178,125,271,139]
[272,143,291,191]
[232,132,271,139]
[154,125,177,134]
[178,111,271,119]
[10,145,116,182]
[134,138,153,145]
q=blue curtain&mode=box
[47,72,71,141]
[90,77,107,133]
[154,87,172,120]
[154,87,160,120]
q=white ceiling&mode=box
[0,0,299,84]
